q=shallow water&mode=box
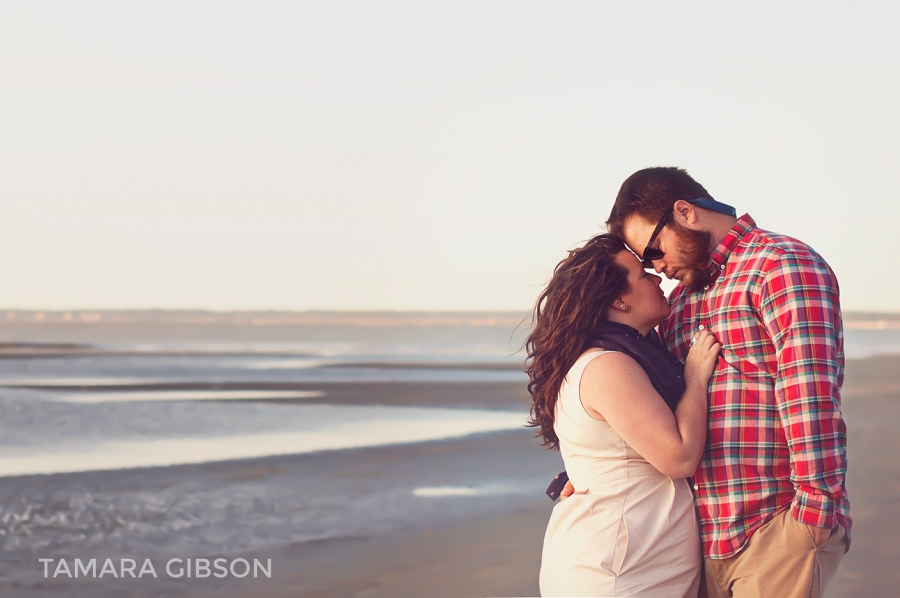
[0,402,524,476]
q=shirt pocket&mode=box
[713,306,776,380]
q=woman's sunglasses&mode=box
[640,198,737,268]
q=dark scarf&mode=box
[588,320,685,411]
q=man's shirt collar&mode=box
[707,213,756,280]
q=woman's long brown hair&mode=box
[525,234,630,450]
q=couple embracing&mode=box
[527,168,851,598]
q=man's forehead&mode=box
[620,215,656,249]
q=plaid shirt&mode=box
[659,214,851,559]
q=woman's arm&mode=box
[579,330,720,478]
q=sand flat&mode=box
[0,356,895,597]
[262,356,900,597]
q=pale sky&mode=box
[1,2,897,312]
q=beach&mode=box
[0,313,896,597]
[227,358,900,598]
[213,357,900,598]
[0,431,559,597]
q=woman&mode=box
[526,234,720,597]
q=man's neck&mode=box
[705,212,739,251]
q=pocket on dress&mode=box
[609,517,629,576]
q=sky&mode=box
[1,1,898,312]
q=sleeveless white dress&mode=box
[540,350,701,597]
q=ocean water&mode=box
[0,319,531,470]
[0,400,525,476]
[844,327,900,359]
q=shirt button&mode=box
[693,484,699,491]
[719,264,725,270]
[703,285,710,291]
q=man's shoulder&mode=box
[738,226,832,272]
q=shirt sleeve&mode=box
[757,252,848,529]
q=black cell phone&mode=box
[546,470,569,501]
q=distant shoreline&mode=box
[0,309,530,327]
[0,308,895,327]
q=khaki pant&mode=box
[701,509,849,598]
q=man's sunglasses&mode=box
[640,198,737,268]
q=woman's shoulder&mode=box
[574,351,652,422]
[581,350,651,389]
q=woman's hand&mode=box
[683,328,721,386]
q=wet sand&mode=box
[243,356,900,598]
[827,356,900,597]
[3,380,528,411]
[1,356,897,597]
[210,502,551,598]
[0,427,561,598]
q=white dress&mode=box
[540,350,701,597]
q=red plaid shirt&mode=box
[659,214,851,559]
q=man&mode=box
[562,167,851,597]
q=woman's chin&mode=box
[649,315,669,330]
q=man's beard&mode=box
[669,222,713,292]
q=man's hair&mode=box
[606,167,713,237]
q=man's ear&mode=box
[673,200,699,225]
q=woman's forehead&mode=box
[615,249,642,272]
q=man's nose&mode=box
[653,260,666,274]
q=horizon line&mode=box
[0,308,896,326]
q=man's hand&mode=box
[805,523,833,547]
[560,480,575,500]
